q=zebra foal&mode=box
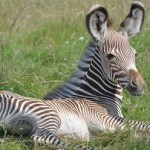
[0,1,149,149]
[1,90,150,149]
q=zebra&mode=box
[44,1,146,101]
[0,1,149,150]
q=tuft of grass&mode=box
[0,0,150,149]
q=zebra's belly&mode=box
[56,113,89,141]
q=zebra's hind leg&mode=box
[31,128,96,150]
[0,115,36,150]
[3,115,36,136]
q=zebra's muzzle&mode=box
[127,69,147,96]
[127,79,147,96]
[126,81,147,96]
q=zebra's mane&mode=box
[44,41,97,100]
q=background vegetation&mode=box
[0,0,150,149]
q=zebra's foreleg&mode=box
[31,129,71,149]
[31,128,95,150]
[100,114,150,134]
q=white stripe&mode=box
[127,63,137,71]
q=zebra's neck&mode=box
[74,46,123,110]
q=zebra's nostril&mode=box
[131,80,137,87]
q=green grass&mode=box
[0,0,150,149]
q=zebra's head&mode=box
[86,1,147,96]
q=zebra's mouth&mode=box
[126,84,146,96]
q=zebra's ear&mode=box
[86,5,109,41]
[118,1,145,39]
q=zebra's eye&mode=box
[106,53,116,61]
